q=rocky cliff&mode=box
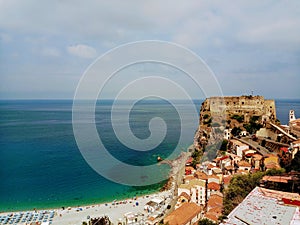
[194,95,277,152]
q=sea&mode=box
[0,99,299,212]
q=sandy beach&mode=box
[0,151,189,225]
[0,190,173,225]
[51,190,173,225]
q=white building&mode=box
[178,178,207,206]
[224,129,232,140]
[230,139,249,157]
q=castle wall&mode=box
[203,96,276,122]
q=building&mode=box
[204,193,223,223]
[202,95,276,122]
[224,128,232,140]
[289,110,300,138]
[291,139,300,159]
[221,187,300,225]
[144,198,164,213]
[237,160,251,172]
[164,202,202,225]
[207,182,221,199]
[251,153,263,170]
[185,166,196,175]
[229,140,249,157]
[264,154,281,170]
[178,179,207,206]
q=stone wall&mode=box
[202,95,276,123]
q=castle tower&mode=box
[290,110,296,122]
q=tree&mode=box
[231,127,242,136]
[223,169,284,215]
[287,151,300,172]
[223,172,264,215]
[198,218,217,225]
[231,114,244,123]
[220,140,228,151]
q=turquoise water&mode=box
[0,99,200,212]
[0,99,298,212]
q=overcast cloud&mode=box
[0,0,299,99]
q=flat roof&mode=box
[221,187,300,225]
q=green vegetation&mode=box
[231,114,244,123]
[191,150,203,168]
[220,139,228,151]
[223,168,285,215]
[203,114,210,119]
[243,116,263,134]
[204,117,212,125]
[231,127,242,136]
[198,218,217,225]
[287,151,300,172]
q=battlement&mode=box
[201,95,276,122]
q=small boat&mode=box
[157,156,162,162]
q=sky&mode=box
[0,0,299,99]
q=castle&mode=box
[200,95,276,124]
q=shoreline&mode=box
[0,148,190,224]
[1,148,190,214]
[0,190,173,225]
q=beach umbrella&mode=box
[135,202,139,206]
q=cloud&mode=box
[41,47,61,57]
[67,44,97,59]
[0,1,299,99]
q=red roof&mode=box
[219,155,229,161]
[280,147,289,153]
[282,198,300,206]
[207,182,220,191]
[186,157,193,164]
[194,171,208,180]
[223,175,232,185]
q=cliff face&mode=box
[194,95,277,151]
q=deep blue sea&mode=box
[0,99,299,212]
[0,99,201,212]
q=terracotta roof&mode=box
[184,175,196,182]
[225,165,234,170]
[194,171,208,180]
[207,163,216,169]
[259,187,300,201]
[265,162,281,169]
[204,212,219,223]
[252,154,263,160]
[207,182,220,191]
[185,166,195,171]
[219,155,229,161]
[208,206,222,214]
[164,202,202,225]
[293,139,300,144]
[207,174,219,180]
[207,194,223,209]
[222,175,232,185]
[186,157,193,164]
[238,160,251,167]
[262,176,292,183]
[179,192,191,202]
